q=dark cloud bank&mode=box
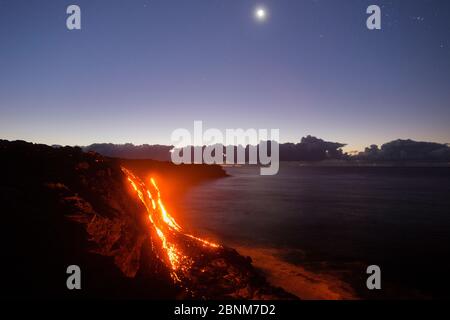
[83,136,450,163]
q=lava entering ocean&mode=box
[121,167,220,282]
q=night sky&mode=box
[0,0,449,151]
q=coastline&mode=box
[234,246,357,300]
[0,140,294,299]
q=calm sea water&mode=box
[173,164,450,299]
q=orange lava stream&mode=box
[121,167,219,281]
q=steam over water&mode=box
[174,163,450,299]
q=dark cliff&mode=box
[0,140,295,300]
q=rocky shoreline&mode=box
[0,140,296,299]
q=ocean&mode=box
[172,163,450,299]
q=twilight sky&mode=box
[0,0,449,151]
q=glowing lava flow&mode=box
[121,167,219,281]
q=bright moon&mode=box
[255,7,267,21]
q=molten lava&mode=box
[121,167,219,282]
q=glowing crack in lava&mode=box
[121,167,219,282]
